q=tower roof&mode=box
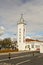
[17,14,26,25]
[20,14,24,23]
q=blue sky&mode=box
[0,0,43,40]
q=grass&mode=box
[0,49,18,53]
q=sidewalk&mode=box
[0,50,31,55]
[0,62,14,65]
[0,50,39,55]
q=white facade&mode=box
[34,42,40,50]
[17,14,43,51]
[17,14,26,50]
[40,43,43,53]
[25,40,40,51]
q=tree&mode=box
[2,38,12,49]
[0,40,3,49]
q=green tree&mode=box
[2,38,12,49]
[0,40,3,49]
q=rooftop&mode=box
[25,38,43,43]
[17,14,26,25]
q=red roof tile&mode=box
[25,38,43,43]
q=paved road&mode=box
[0,51,33,60]
[18,54,43,65]
[0,51,42,65]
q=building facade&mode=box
[17,14,26,50]
[40,43,43,53]
[25,38,41,51]
[17,14,43,51]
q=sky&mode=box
[0,0,43,41]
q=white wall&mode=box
[40,43,43,53]
[25,42,35,51]
[17,24,26,50]
[25,41,40,51]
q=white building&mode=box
[40,43,43,53]
[17,14,26,50]
[25,38,41,51]
[17,14,43,51]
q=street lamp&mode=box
[8,52,11,59]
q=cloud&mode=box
[0,26,5,35]
[31,36,43,41]
[0,0,43,40]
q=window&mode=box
[19,37,21,39]
[19,31,21,33]
[25,46,27,48]
[31,44,34,48]
[19,37,21,42]
[25,45,30,48]
[19,40,21,42]
[19,28,21,32]
[35,45,40,48]
[28,45,30,48]
[19,28,21,33]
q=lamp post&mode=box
[8,52,11,59]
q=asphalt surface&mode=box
[0,51,43,65]
[0,51,33,60]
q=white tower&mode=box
[17,14,26,50]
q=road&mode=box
[0,51,43,65]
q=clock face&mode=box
[24,29,25,31]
